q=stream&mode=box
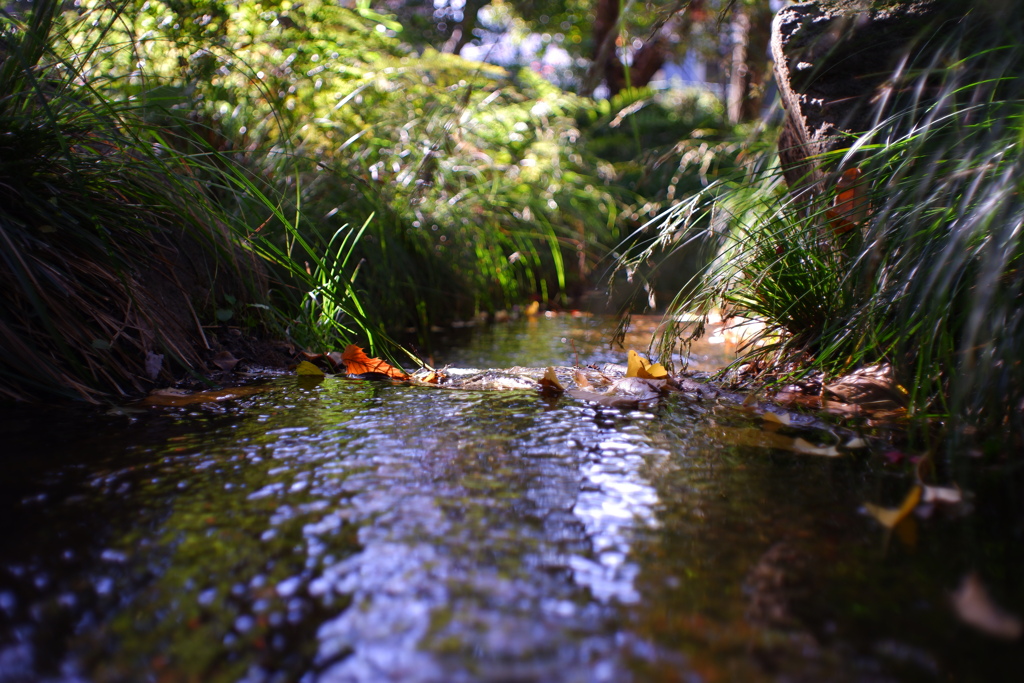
[1,315,1022,682]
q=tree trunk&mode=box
[441,0,484,55]
[728,1,777,123]
[586,0,669,98]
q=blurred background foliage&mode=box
[3,0,764,401]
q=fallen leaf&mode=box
[791,437,841,457]
[340,345,408,379]
[716,427,842,457]
[211,351,240,372]
[864,485,921,529]
[626,350,668,379]
[141,386,270,406]
[567,389,644,409]
[951,573,1022,640]
[524,300,540,316]
[295,360,325,377]
[573,368,592,389]
[538,367,565,395]
[761,410,792,426]
[922,485,963,505]
[826,167,868,235]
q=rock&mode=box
[771,1,951,192]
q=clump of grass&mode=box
[642,5,1024,437]
[0,1,280,402]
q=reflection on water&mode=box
[432,314,737,372]
[1,317,1022,682]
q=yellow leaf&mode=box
[639,363,668,379]
[524,300,540,316]
[626,350,668,379]
[295,360,325,377]
[864,485,921,529]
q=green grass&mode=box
[638,5,1024,439]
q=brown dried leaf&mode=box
[761,410,792,426]
[573,368,592,389]
[538,367,565,396]
[141,386,270,406]
[211,351,240,372]
[952,573,1022,640]
[567,389,643,409]
[715,427,841,457]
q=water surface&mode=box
[1,316,1021,682]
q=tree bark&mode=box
[441,0,484,54]
[727,1,774,123]
[586,0,670,98]
[727,7,750,123]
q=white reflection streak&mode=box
[571,430,661,604]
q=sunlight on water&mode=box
[1,316,1022,682]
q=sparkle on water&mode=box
[0,315,1021,682]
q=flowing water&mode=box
[1,316,1022,682]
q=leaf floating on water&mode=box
[791,437,840,457]
[952,573,1023,640]
[864,486,921,529]
[761,410,792,426]
[538,367,565,396]
[340,345,408,379]
[142,385,271,406]
[715,427,842,457]
[573,368,592,389]
[295,360,326,377]
[922,485,963,505]
[567,388,643,409]
[626,350,668,379]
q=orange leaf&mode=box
[341,345,408,379]
[826,167,868,235]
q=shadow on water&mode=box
[1,316,1022,682]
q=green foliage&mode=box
[81,0,621,334]
[2,0,631,403]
